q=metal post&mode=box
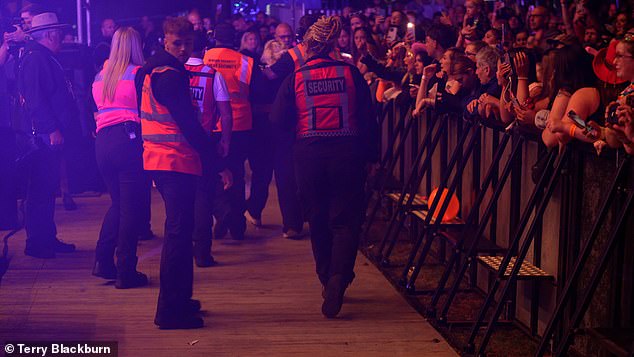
[85,0,91,46]
[76,0,83,44]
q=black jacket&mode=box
[135,48,221,173]
[19,41,78,136]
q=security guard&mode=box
[264,14,342,80]
[185,34,233,267]
[271,16,378,318]
[203,23,254,241]
[138,17,227,329]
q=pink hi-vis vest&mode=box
[92,63,140,132]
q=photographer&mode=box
[18,12,77,258]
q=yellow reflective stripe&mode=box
[142,133,187,143]
[140,111,175,123]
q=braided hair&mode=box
[303,16,342,57]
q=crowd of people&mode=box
[0,0,633,330]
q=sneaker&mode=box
[245,211,262,227]
[282,229,302,240]
[63,194,77,211]
[52,239,76,253]
[115,271,148,289]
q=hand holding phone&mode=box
[568,110,596,134]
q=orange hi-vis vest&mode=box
[203,47,253,132]
[294,57,359,139]
[288,43,342,71]
[140,66,202,176]
[184,63,217,134]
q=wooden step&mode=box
[410,209,465,227]
[477,256,553,280]
[386,192,427,207]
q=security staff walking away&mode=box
[203,23,254,241]
[271,16,378,318]
[137,17,225,329]
[185,35,233,267]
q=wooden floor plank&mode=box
[0,187,457,356]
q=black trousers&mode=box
[151,170,198,322]
[193,166,218,257]
[94,122,149,272]
[213,131,250,239]
[247,114,303,232]
[293,145,366,286]
[24,134,61,249]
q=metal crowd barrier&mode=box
[364,92,634,356]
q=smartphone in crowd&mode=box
[568,110,595,134]
[407,22,416,42]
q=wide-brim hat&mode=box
[27,12,70,34]
[592,39,627,85]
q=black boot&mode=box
[193,242,216,268]
[115,256,148,289]
[322,274,347,318]
[93,260,117,280]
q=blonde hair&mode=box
[303,16,341,56]
[239,31,260,53]
[261,39,285,66]
[102,27,144,103]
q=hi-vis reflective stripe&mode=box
[99,107,139,114]
[334,65,350,129]
[140,111,175,123]
[291,47,305,67]
[142,133,187,143]
[239,55,250,83]
[188,71,215,78]
[298,69,316,130]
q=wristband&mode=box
[517,77,528,80]
[569,125,576,137]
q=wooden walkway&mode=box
[0,188,457,356]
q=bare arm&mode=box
[216,100,232,157]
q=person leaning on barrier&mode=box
[271,15,379,318]
[585,30,634,154]
[137,16,229,329]
[18,12,77,259]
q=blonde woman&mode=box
[239,30,261,65]
[261,39,285,66]
[91,27,149,289]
